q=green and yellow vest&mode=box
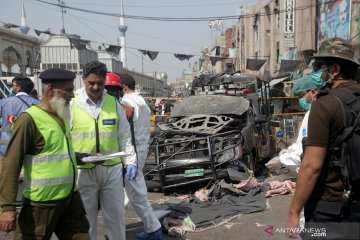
[23,106,77,201]
[71,94,121,169]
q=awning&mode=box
[269,76,289,86]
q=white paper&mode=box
[81,152,130,163]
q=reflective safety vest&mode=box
[24,106,77,201]
[71,94,121,169]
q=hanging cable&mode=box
[30,0,327,22]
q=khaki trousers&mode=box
[14,191,90,240]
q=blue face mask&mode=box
[299,98,311,110]
[311,69,323,79]
[9,88,15,97]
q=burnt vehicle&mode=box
[144,73,276,193]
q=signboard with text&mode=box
[284,0,295,47]
[317,0,351,48]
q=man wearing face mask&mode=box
[286,38,360,239]
[120,73,163,240]
[266,73,323,175]
[0,69,90,239]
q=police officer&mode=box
[0,76,39,174]
[72,62,137,240]
[0,68,90,239]
[286,38,360,239]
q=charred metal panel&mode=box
[171,95,250,117]
[158,114,234,135]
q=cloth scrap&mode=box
[234,177,260,191]
[265,180,296,197]
[194,188,210,202]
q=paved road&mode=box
[0,192,294,240]
[127,192,294,240]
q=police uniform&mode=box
[0,69,90,239]
[0,83,39,175]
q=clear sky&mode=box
[1,0,257,83]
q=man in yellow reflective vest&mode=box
[0,68,90,239]
[71,61,137,240]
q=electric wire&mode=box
[31,0,331,22]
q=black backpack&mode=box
[326,87,360,190]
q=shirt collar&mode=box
[78,87,107,106]
[15,92,29,96]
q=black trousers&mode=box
[302,199,359,240]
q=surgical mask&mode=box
[9,88,15,96]
[299,98,311,110]
[311,70,323,80]
[311,70,326,87]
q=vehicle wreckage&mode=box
[144,73,276,193]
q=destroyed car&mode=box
[144,94,276,193]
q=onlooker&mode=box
[163,99,174,115]
[0,76,39,174]
[286,38,360,239]
[71,61,137,240]
[148,99,156,115]
[120,73,163,240]
[0,69,90,239]
[157,99,163,115]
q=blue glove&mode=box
[126,164,138,181]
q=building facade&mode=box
[0,25,40,77]
[236,0,317,77]
[121,69,170,97]
[232,0,360,77]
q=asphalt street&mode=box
[0,192,294,240]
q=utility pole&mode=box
[141,54,144,73]
[58,0,66,34]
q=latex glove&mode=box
[126,164,138,181]
[265,156,282,172]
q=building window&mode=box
[254,25,259,42]
[253,14,259,41]
[276,41,280,67]
[275,0,280,29]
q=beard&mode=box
[49,90,71,123]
